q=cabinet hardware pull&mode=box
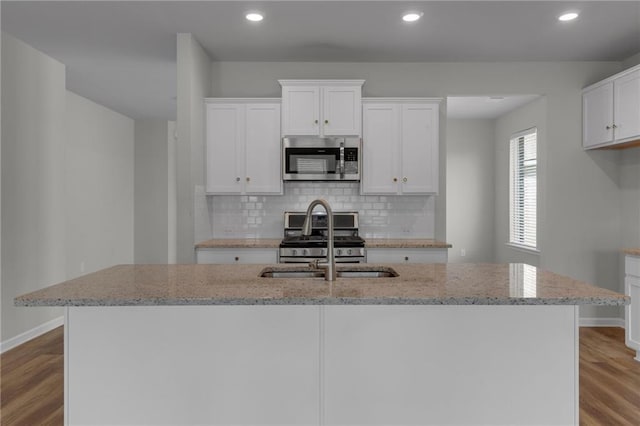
[393,178,398,182]
[246,177,250,182]
[612,124,618,129]
[234,257,239,262]
[236,177,240,182]
[606,125,611,130]
[325,120,329,124]
[404,256,409,262]
[403,177,408,182]
[314,120,319,124]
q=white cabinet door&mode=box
[322,86,361,136]
[625,255,640,361]
[366,248,448,264]
[281,86,320,136]
[361,103,399,194]
[401,104,439,194]
[245,104,282,194]
[280,81,364,137]
[67,306,321,425]
[614,69,640,142]
[206,100,281,195]
[196,248,278,264]
[583,82,614,149]
[206,104,244,193]
[362,99,440,195]
[323,305,577,425]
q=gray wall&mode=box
[494,97,546,267]
[1,33,135,344]
[622,52,640,68]
[620,147,640,252]
[176,34,212,263]
[446,119,495,263]
[65,92,134,279]
[1,33,66,341]
[135,120,169,263]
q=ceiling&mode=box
[2,1,639,120]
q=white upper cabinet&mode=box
[583,66,640,149]
[279,80,364,137]
[361,99,440,195]
[205,99,282,195]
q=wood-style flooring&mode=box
[1,326,638,425]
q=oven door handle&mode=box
[339,143,345,178]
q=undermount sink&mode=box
[259,266,398,279]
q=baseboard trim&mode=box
[579,317,625,328]
[0,316,64,353]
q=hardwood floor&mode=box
[1,326,64,425]
[1,326,638,425]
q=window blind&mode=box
[509,128,537,249]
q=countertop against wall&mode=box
[624,248,640,256]
[16,263,627,307]
[195,238,452,249]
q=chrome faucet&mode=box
[302,199,336,281]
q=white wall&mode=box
[1,33,67,342]
[176,34,212,262]
[210,183,435,239]
[446,119,495,263]
[135,120,169,263]
[65,91,134,279]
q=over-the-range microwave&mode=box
[282,136,361,181]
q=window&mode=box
[509,128,537,250]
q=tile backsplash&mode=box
[206,182,434,239]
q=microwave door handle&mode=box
[339,144,345,177]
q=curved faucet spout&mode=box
[302,199,336,281]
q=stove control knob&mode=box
[347,249,352,255]
[337,249,342,256]
[292,249,297,256]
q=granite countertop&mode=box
[624,248,640,256]
[195,238,451,249]
[15,263,627,307]
[365,239,451,248]
[195,239,281,249]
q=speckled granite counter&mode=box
[365,239,451,248]
[195,239,281,249]
[195,238,450,249]
[624,248,640,256]
[16,263,627,307]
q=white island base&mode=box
[65,305,578,425]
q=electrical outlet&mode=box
[460,249,466,257]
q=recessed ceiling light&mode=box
[558,12,579,22]
[245,12,264,22]
[402,12,423,22]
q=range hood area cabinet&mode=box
[361,99,441,195]
[205,99,282,195]
[583,65,640,150]
[279,80,365,137]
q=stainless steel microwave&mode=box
[282,137,361,181]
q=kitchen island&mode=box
[17,263,627,426]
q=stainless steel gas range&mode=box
[279,211,366,263]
